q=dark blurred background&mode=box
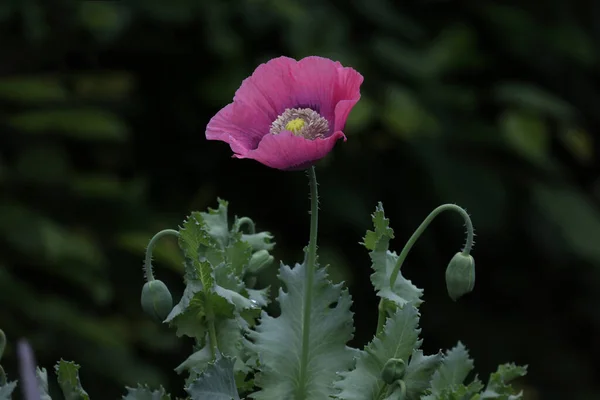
[1,0,600,399]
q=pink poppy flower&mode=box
[205,56,363,170]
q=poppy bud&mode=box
[445,252,475,301]
[248,250,274,274]
[381,358,406,384]
[141,280,173,322]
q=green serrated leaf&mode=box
[186,357,240,400]
[213,318,253,375]
[36,367,53,400]
[247,288,270,308]
[200,199,230,247]
[430,342,475,393]
[404,349,443,399]
[240,232,275,252]
[123,384,171,400]
[0,381,17,400]
[423,380,485,400]
[175,346,213,376]
[249,261,354,399]
[364,203,423,307]
[334,306,421,400]
[225,234,253,276]
[179,213,216,288]
[55,360,90,400]
[173,201,269,389]
[480,363,527,399]
[214,285,257,312]
[165,280,233,339]
[177,318,252,379]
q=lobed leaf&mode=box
[249,260,354,399]
[404,349,443,399]
[186,357,240,400]
[55,360,90,400]
[364,203,423,308]
[0,381,17,400]
[480,363,527,399]
[171,200,272,386]
[123,384,171,400]
[335,305,441,400]
[36,367,53,400]
[423,381,485,400]
[178,213,216,288]
[429,342,475,395]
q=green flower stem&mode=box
[144,229,180,281]
[205,299,219,360]
[376,204,474,335]
[297,166,319,399]
[235,217,256,234]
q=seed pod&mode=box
[141,280,173,322]
[381,358,406,384]
[445,252,476,301]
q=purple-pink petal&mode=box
[205,56,363,170]
[235,130,347,171]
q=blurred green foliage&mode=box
[1,0,600,399]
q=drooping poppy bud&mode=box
[445,252,475,301]
[141,280,173,322]
[381,358,406,384]
[248,249,274,274]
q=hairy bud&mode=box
[445,252,475,301]
[141,280,173,322]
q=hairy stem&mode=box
[144,229,180,282]
[376,204,474,334]
[235,217,256,234]
[297,166,319,399]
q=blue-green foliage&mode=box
[0,201,525,399]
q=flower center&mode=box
[269,108,329,140]
[285,118,306,134]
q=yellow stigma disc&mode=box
[285,118,305,134]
